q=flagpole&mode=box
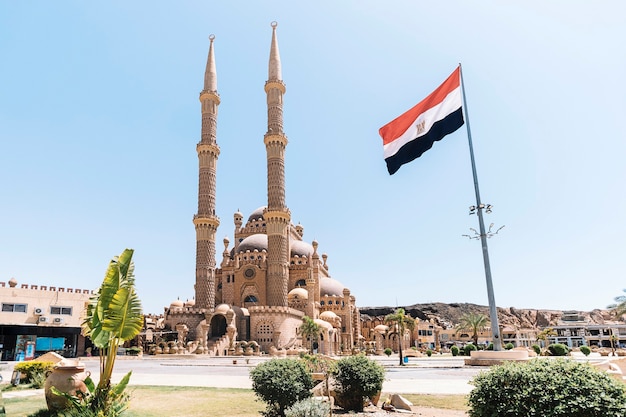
[459,63,502,351]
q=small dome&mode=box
[8,277,17,288]
[237,234,268,253]
[184,299,196,307]
[319,311,338,320]
[170,299,184,308]
[320,277,345,297]
[314,318,333,331]
[374,324,389,333]
[215,303,231,315]
[290,240,314,257]
[247,206,266,222]
[288,287,308,300]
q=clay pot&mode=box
[44,360,90,412]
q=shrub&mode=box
[284,398,330,417]
[548,343,570,356]
[332,355,385,412]
[13,361,54,384]
[485,343,494,351]
[426,349,432,357]
[468,358,626,416]
[464,343,477,356]
[383,348,392,357]
[250,358,313,417]
[504,343,514,350]
[531,344,541,355]
[126,347,141,356]
[579,345,591,356]
[30,370,47,389]
[450,346,459,356]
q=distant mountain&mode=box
[359,302,616,329]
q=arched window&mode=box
[244,295,258,303]
[295,279,306,287]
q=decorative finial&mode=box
[271,21,278,28]
[209,34,215,41]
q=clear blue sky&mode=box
[1,1,625,315]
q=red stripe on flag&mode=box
[379,67,461,146]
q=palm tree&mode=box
[456,312,489,346]
[82,248,144,413]
[300,316,321,353]
[608,289,626,319]
[385,308,416,366]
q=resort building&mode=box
[545,311,626,349]
[0,278,92,360]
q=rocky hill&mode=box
[359,302,616,329]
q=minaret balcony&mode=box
[263,133,288,147]
[196,143,221,156]
[264,80,286,93]
[193,214,220,229]
[199,90,221,103]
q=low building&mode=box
[547,312,626,348]
[0,278,92,360]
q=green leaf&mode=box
[101,287,143,341]
[112,371,132,397]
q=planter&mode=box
[44,360,90,412]
[370,390,381,406]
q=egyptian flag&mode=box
[379,67,464,175]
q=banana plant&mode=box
[80,248,143,414]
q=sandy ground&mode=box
[333,404,468,416]
[411,406,468,416]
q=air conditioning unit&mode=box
[34,307,44,315]
[53,317,64,324]
[38,316,49,323]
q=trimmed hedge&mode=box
[250,358,313,417]
[13,361,54,383]
[468,358,626,416]
[450,345,459,356]
[548,343,569,356]
[332,355,385,412]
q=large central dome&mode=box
[236,233,315,258]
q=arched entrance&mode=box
[210,314,227,338]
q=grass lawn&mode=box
[3,385,468,416]
[403,393,469,411]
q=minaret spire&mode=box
[268,22,282,82]
[194,34,221,311]
[204,34,217,92]
[264,22,290,307]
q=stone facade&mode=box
[163,23,361,356]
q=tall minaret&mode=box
[264,22,290,307]
[194,35,220,311]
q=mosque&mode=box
[162,23,362,356]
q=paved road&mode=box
[2,352,618,399]
[4,355,480,395]
[83,356,483,394]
